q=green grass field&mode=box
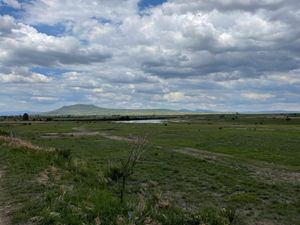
[0,114,299,225]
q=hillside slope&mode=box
[42,104,187,116]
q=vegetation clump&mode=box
[22,113,29,121]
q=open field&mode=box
[0,114,299,225]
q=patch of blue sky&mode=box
[79,39,88,44]
[31,67,72,77]
[33,23,66,36]
[138,0,167,11]
[0,0,31,18]
[0,4,20,17]
[91,16,112,24]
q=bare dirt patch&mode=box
[0,169,10,225]
[36,166,61,186]
[0,206,10,225]
[41,127,136,142]
[252,165,300,184]
[41,131,100,138]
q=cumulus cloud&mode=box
[22,0,139,25]
[0,72,51,83]
[0,15,112,68]
[0,0,299,112]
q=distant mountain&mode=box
[178,108,215,113]
[2,105,297,116]
[43,104,110,116]
[41,104,202,116]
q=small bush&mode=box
[105,164,123,182]
[22,113,29,121]
[56,149,72,161]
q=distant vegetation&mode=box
[22,113,29,121]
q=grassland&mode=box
[0,114,299,225]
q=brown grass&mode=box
[0,135,45,151]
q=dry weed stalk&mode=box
[119,136,147,203]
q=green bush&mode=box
[105,163,123,182]
[56,148,72,160]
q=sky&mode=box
[0,0,300,112]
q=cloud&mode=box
[164,92,185,102]
[31,96,58,102]
[0,0,299,112]
[0,15,111,69]
[0,72,51,83]
[2,0,21,9]
[241,92,275,101]
[22,0,139,25]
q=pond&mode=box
[113,119,167,124]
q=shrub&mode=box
[23,113,29,121]
[55,148,72,164]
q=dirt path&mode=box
[174,147,300,184]
[173,147,232,163]
[41,131,100,138]
[0,169,10,225]
[40,130,135,142]
[98,132,136,142]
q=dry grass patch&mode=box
[0,135,54,152]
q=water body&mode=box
[113,119,166,124]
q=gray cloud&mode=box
[0,16,111,68]
[7,47,112,67]
[0,1,299,112]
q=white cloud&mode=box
[241,92,274,100]
[23,0,139,25]
[164,92,185,102]
[31,96,58,102]
[0,72,51,83]
[0,0,299,112]
[2,0,21,9]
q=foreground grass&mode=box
[0,114,299,224]
[0,139,243,224]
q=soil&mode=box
[0,169,10,225]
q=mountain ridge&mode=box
[2,104,298,116]
[41,104,201,116]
